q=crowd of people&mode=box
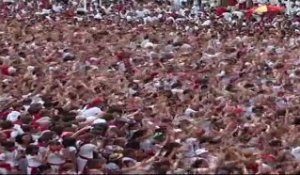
[1,0,300,174]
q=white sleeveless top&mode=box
[77,143,97,159]
[26,155,42,168]
[47,150,65,165]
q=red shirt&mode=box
[215,7,227,17]
[228,0,237,6]
[1,66,10,76]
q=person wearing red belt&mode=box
[76,134,97,174]
[45,140,66,174]
[25,145,43,175]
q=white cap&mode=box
[92,118,107,125]
[7,111,21,122]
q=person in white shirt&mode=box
[0,141,18,171]
[46,141,65,174]
[76,134,98,175]
[26,145,43,175]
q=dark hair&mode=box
[15,134,34,145]
[0,121,13,130]
[191,159,207,168]
[125,141,140,150]
[40,131,55,143]
[48,140,61,146]
[61,114,76,122]
[62,137,77,148]
[21,125,32,133]
[20,116,32,125]
[25,145,39,155]
[1,141,15,149]
[27,103,42,115]
[38,164,51,174]
[49,125,64,136]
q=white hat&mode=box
[6,111,21,122]
[92,118,107,125]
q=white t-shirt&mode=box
[78,144,97,159]
[47,150,65,165]
[26,155,42,168]
[0,150,17,167]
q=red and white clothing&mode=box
[2,130,12,140]
[0,162,12,175]
[0,150,18,169]
[16,144,27,173]
[47,149,65,173]
[37,144,47,158]
[63,146,76,162]
[26,154,42,175]
[76,143,97,174]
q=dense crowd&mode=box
[1,0,300,174]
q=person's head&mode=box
[48,140,62,152]
[62,137,77,148]
[2,141,16,152]
[49,124,64,136]
[40,131,55,143]
[27,103,43,115]
[15,133,34,145]
[0,120,13,130]
[26,145,39,155]
[20,115,33,125]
